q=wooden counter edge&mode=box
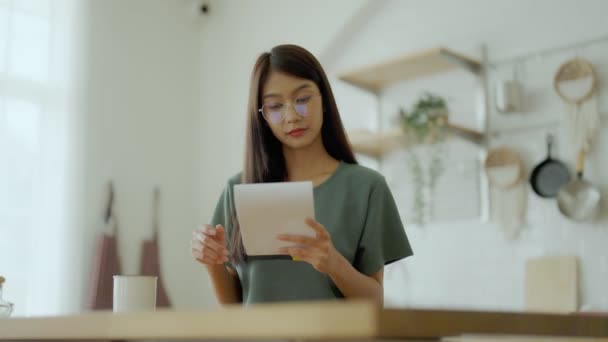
[0,300,380,340]
[379,309,608,339]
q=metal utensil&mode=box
[557,150,601,222]
[530,134,571,198]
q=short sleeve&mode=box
[209,181,236,269]
[210,183,231,232]
[353,177,413,275]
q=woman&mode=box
[191,44,412,305]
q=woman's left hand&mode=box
[276,217,340,275]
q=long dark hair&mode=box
[230,44,357,262]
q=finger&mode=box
[192,246,219,260]
[216,225,227,242]
[192,247,227,263]
[278,246,313,260]
[305,218,328,239]
[276,234,318,246]
[192,239,229,263]
[196,254,227,265]
[197,224,215,236]
[203,238,228,256]
[191,239,203,253]
[194,231,228,255]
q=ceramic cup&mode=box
[113,275,157,313]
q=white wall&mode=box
[78,0,206,310]
[197,0,369,212]
[331,0,608,311]
[197,0,608,311]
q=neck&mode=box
[283,135,337,181]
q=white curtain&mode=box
[0,0,86,316]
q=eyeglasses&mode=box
[258,94,322,124]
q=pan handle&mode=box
[104,182,114,225]
[546,134,554,158]
[104,181,118,237]
[576,150,585,179]
[153,187,160,240]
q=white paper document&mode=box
[234,181,316,256]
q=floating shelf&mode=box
[348,123,485,158]
[348,127,404,159]
[340,46,486,158]
[338,47,482,93]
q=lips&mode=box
[287,128,307,137]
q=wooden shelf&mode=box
[447,122,485,145]
[340,46,485,157]
[338,47,482,93]
[348,123,485,158]
[348,127,405,158]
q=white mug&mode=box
[495,80,522,113]
[113,275,157,313]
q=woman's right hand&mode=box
[191,224,229,266]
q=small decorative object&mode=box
[554,58,600,153]
[399,92,449,226]
[495,79,523,113]
[0,276,14,318]
[484,147,527,239]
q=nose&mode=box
[283,103,301,124]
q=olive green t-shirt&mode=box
[210,161,413,304]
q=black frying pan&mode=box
[530,134,570,198]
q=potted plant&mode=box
[399,92,449,226]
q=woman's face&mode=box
[260,70,323,150]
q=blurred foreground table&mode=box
[0,300,607,341]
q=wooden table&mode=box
[0,300,607,341]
